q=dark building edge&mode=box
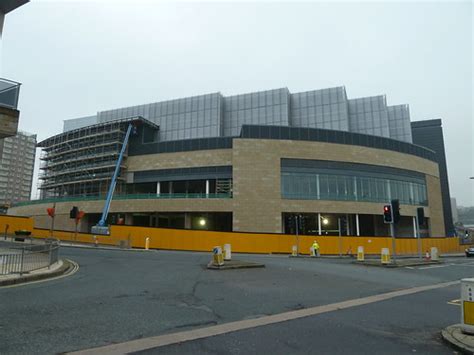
[129,124,437,162]
[411,119,453,235]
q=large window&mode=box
[281,159,428,206]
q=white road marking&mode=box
[68,280,459,355]
[418,264,452,270]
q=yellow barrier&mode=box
[0,215,468,255]
[0,215,34,235]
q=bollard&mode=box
[381,248,390,264]
[212,246,224,266]
[425,250,431,260]
[430,247,439,261]
[291,245,297,257]
[357,246,365,262]
[224,244,231,261]
[94,236,98,247]
[145,237,150,250]
[310,246,315,257]
[461,278,474,334]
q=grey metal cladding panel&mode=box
[290,87,349,131]
[96,93,223,142]
[348,96,390,137]
[387,105,413,143]
[222,88,289,136]
[348,95,386,114]
[63,115,98,132]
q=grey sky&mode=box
[1,0,473,205]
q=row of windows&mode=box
[281,172,428,206]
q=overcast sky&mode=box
[1,0,473,206]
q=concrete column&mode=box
[318,213,322,236]
[413,216,417,238]
[316,174,320,199]
[205,179,209,196]
[353,177,358,201]
[346,214,350,235]
[156,181,160,195]
[356,213,360,236]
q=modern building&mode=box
[10,87,447,238]
[0,0,28,138]
[411,119,453,235]
[0,131,36,213]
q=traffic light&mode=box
[286,215,295,232]
[70,206,79,219]
[391,199,400,223]
[383,204,393,223]
[417,207,425,226]
[46,207,55,218]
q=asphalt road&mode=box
[1,247,472,354]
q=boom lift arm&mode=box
[91,123,134,235]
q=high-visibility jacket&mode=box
[312,242,320,250]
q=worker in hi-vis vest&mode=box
[312,240,320,257]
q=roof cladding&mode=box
[62,86,413,144]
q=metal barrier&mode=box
[0,240,60,276]
[0,78,21,110]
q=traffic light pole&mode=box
[338,217,342,257]
[295,215,299,255]
[390,223,396,263]
[416,214,422,259]
[50,202,56,239]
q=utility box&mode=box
[310,246,315,257]
[357,246,364,261]
[461,278,474,334]
[430,247,439,261]
[212,246,224,266]
[224,244,232,261]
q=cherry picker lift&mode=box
[91,122,136,235]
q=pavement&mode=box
[207,259,265,270]
[355,258,444,268]
[0,259,77,287]
[2,247,474,354]
[442,324,474,354]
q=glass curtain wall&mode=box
[282,170,427,205]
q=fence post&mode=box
[19,248,25,276]
[48,242,53,269]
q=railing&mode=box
[0,240,60,276]
[13,192,233,207]
[0,78,21,110]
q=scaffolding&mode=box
[38,117,159,199]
